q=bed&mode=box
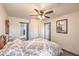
[0,38,63,56]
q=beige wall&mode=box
[29,19,40,39]
[51,11,79,55]
[0,4,8,35]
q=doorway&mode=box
[20,22,29,40]
[44,22,51,41]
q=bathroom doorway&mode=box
[20,22,29,40]
[44,22,51,41]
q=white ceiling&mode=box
[2,3,79,19]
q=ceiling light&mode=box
[38,15,45,20]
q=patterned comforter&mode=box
[0,38,63,56]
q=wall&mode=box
[51,11,79,55]
[0,4,8,35]
[29,19,41,39]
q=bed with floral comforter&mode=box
[0,38,63,56]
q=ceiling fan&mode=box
[30,9,54,19]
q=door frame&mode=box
[44,22,51,41]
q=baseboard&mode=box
[62,49,79,56]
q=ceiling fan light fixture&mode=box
[42,16,45,19]
[38,15,45,19]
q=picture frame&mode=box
[56,19,68,34]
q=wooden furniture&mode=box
[0,35,6,49]
[5,20,9,34]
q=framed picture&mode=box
[56,19,68,34]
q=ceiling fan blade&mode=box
[30,14,38,16]
[45,15,50,18]
[45,10,53,14]
[34,9,39,13]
